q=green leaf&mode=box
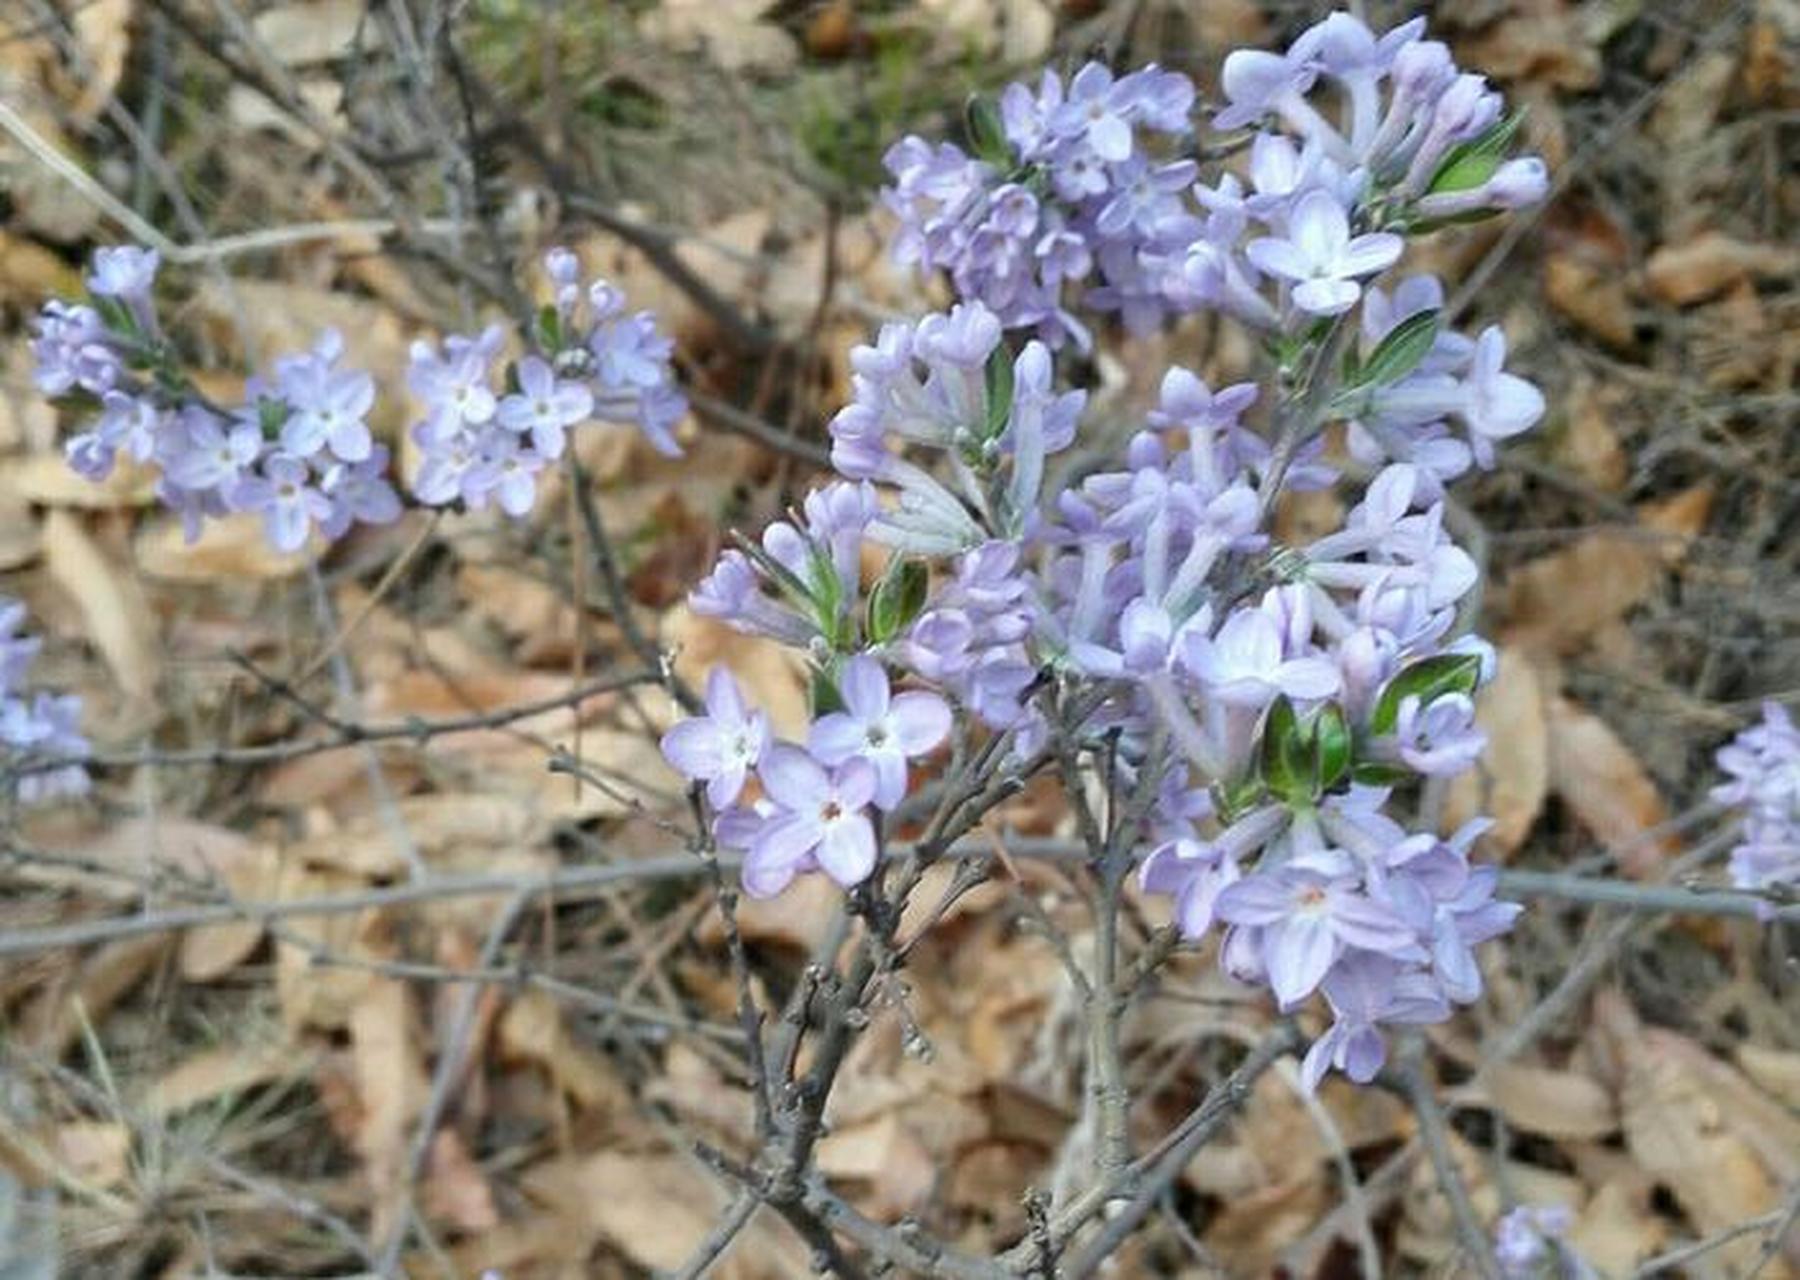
[1258,695,1315,804]
[1351,761,1412,787]
[982,343,1015,444]
[1313,702,1352,792]
[810,664,845,717]
[534,304,563,352]
[1426,111,1526,196]
[867,557,930,644]
[964,95,1011,167]
[1357,309,1439,389]
[1213,774,1268,825]
[1370,652,1483,735]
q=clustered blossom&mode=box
[1494,1205,1596,1279]
[884,12,1548,364]
[664,13,1549,1089]
[1712,701,1800,896]
[661,660,950,898]
[409,249,686,516]
[35,248,400,551]
[883,63,1201,344]
[36,247,685,547]
[0,598,88,805]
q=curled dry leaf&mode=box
[497,990,633,1118]
[1545,253,1639,352]
[1545,695,1676,878]
[4,453,154,508]
[422,1129,499,1235]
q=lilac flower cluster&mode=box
[408,249,686,516]
[884,11,1547,361]
[36,247,686,546]
[883,63,1200,344]
[0,597,88,805]
[1711,702,1800,896]
[661,661,950,897]
[667,18,1549,1089]
[35,248,401,551]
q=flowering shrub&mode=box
[663,11,1552,1091]
[1713,701,1800,897]
[33,13,1572,1092]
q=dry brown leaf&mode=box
[1498,483,1713,654]
[1480,1062,1618,1140]
[497,990,633,1116]
[1000,0,1054,62]
[4,452,155,508]
[1544,254,1638,351]
[1442,648,1549,856]
[21,935,173,1057]
[0,231,79,300]
[274,863,384,1031]
[136,513,314,581]
[1595,990,1786,1271]
[1545,695,1676,878]
[64,0,132,123]
[638,0,799,74]
[1737,1043,1800,1111]
[43,509,160,701]
[144,1043,313,1118]
[349,978,429,1249]
[521,1152,802,1275]
[252,0,380,64]
[180,842,281,980]
[421,1129,499,1235]
[817,1111,937,1217]
[1570,1179,1666,1275]
[1644,231,1800,306]
[1553,376,1630,492]
[53,1121,130,1189]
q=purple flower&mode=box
[1183,607,1341,708]
[1298,954,1449,1090]
[660,668,771,808]
[277,334,376,462]
[85,246,160,302]
[1713,702,1800,893]
[235,454,332,553]
[747,747,880,896]
[1245,189,1403,316]
[1215,867,1420,1006]
[808,656,951,809]
[496,356,593,459]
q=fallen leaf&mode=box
[422,1129,499,1235]
[1544,254,1638,351]
[252,0,380,64]
[1442,648,1550,856]
[668,606,810,738]
[1737,1043,1800,1111]
[1480,1061,1618,1139]
[497,990,633,1116]
[1594,990,1784,1271]
[144,1043,314,1118]
[1570,1179,1666,1275]
[53,1121,129,1189]
[3,453,155,508]
[817,1111,937,1217]
[1644,231,1800,306]
[638,0,799,74]
[64,0,132,124]
[1545,696,1676,878]
[136,513,314,581]
[1552,376,1630,492]
[1498,484,1714,654]
[349,978,429,1250]
[43,509,160,701]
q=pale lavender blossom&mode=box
[1245,189,1403,316]
[746,748,880,896]
[808,656,951,810]
[661,668,771,808]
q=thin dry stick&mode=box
[9,668,661,777]
[1394,1051,1501,1280]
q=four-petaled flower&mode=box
[660,668,771,808]
[809,655,952,810]
[1245,189,1403,316]
[748,747,880,897]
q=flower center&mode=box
[866,725,889,748]
[821,801,844,822]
